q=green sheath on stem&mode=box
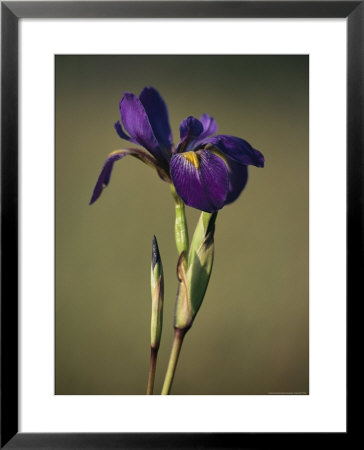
[174,211,217,330]
[170,185,189,259]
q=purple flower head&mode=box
[90,87,264,212]
[171,116,264,212]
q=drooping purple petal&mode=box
[203,135,265,167]
[199,113,218,139]
[170,150,229,212]
[119,93,163,159]
[139,87,173,152]
[225,158,249,205]
[89,148,159,205]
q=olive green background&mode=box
[56,55,308,395]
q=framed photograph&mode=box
[1,1,356,448]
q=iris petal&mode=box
[225,159,249,205]
[199,113,218,139]
[177,116,205,153]
[139,87,173,152]
[114,121,133,142]
[119,93,162,158]
[179,116,204,141]
[204,135,265,167]
[170,150,229,212]
[89,148,160,205]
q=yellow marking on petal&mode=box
[182,151,200,169]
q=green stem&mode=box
[170,185,189,258]
[146,347,158,395]
[161,328,187,395]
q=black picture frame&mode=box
[1,1,357,448]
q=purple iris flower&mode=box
[90,87,264,213]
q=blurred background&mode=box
[55,55,308,395]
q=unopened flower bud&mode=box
[150,235,164,349]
